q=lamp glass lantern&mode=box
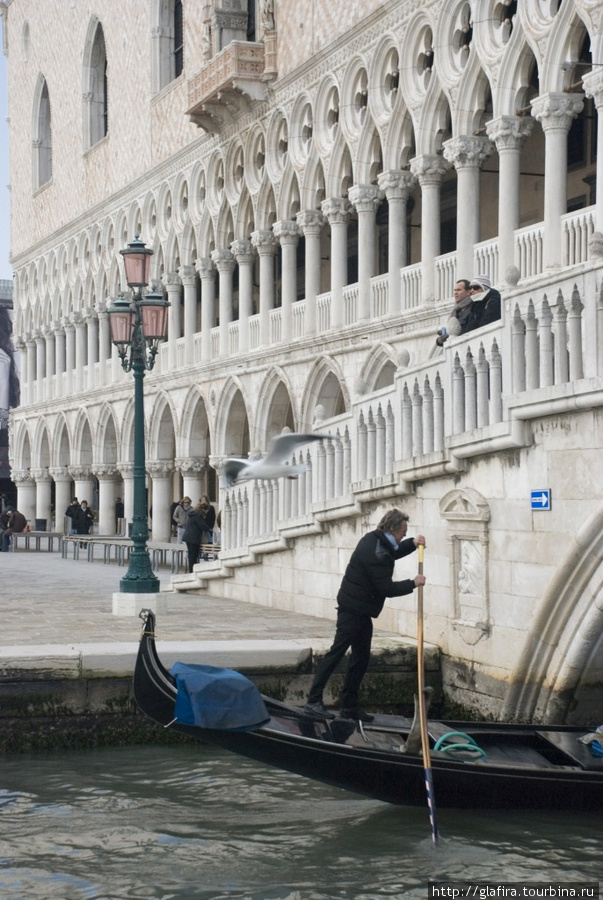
[120,235,154,288]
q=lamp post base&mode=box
[112,591,168,617]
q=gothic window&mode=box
[153,0,185,93]
[85,22,108,149]
[33,76,52,190]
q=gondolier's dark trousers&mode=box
[307,608,373,710]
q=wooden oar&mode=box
[416,544,439,845]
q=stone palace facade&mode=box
[4,0,603,721]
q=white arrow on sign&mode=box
[532,492,549,506]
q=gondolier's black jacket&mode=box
[337,529,418,618]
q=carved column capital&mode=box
[231,239,255,265]
[146,460,173,478]
[179,264,197,287]
[410,154,451,185]
[443,135,492,169]
[321,197,352,224]
[531,92,584,132]
[195,257,216,279]
[211,247,236,272]
[348,184,384,213]
[273,219,301,244]
[296,209,325,234]
[175,456,209,475]
[377,170,416,200]
[68,466,92,480]
[251,229,279,254]
[485,115,534,151]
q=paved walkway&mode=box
[0,548,416,675]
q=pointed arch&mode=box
[83,17,108,149]
[302,355,349,429]
[32,73,52,189]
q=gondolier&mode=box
[304,508,426,722]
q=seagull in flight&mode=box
[221,433,335,487]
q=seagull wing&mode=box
[263,432,333,465]
[222,458,249,487]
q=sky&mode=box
[0,18,11,282]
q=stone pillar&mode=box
[31,468,52,530]
[69,466,95,508]
[443,136,492,278]
[54,321,66,397]
[377,171,415,312]
[34,330,46,403]
[251,230,278,346]
[12,470,36,525]
[176,457,206,504]
[321,198,351,329]
[531,93,584,270]
[486,116,535,280]
[49,467,73,532]
[163,272,182,369]
[231,240,255,353]
[296,210,325,335]
[180,264,198,365]
[410,154,451,302]
[273,220,301,343]
[64,318,75,396]
[84,307,98,390]
[147,461,173,542]
[348,184,384,320]
[196,257,215,362]
[583,70,603,236]
[25,336,35,405]
[94,466,118,535]
[97,306,110,386]
[212,248,236,357]
[43,325,55,398]
[74,312,86,388]
[118,463,134,529]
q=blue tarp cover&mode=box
[171,661,270,731]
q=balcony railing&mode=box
[186,41,267,133]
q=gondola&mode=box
[134,609,603,810]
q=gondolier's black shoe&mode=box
[340,707,374,723]
[304,701,336,720]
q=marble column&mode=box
[180,264,198,365]
[583,70,603,236]
[49,467,73,532]
[31,467,52,530]
[196,257,216,361]
[64,318,75,395]
[163,272,182,369]
[118,463,134,528]
[147,461,173,542]
[54,321,66,397]
[321,198,351,329]
[231,240,255,353]
[25,336,36,405]
[68,466,95,509]
[34,330,46,403]
[43,325,55,399]
[296,210,325,336]
[273,220,300,343]
[443,136,492,278]
[74,312,86,388]
[97,306,111,386]
[410,154,451,302]
[377,171,415,312]
[12,470,36,524]
[531,92,584,270]
[348,184,384,320]
[84,307,98,390]
[176,457,206,505]
[251,229,278,346]
[486,115,535,280]
[94,466,118,535]
[212,248,236,357]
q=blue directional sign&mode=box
[531,489,551,511]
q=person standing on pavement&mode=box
[304,508,426,722]
[75,500,94,535]
[173,497,193,543]
[65,498,80,535]
[182,501,212,573]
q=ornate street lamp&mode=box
[107,235,169,594]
